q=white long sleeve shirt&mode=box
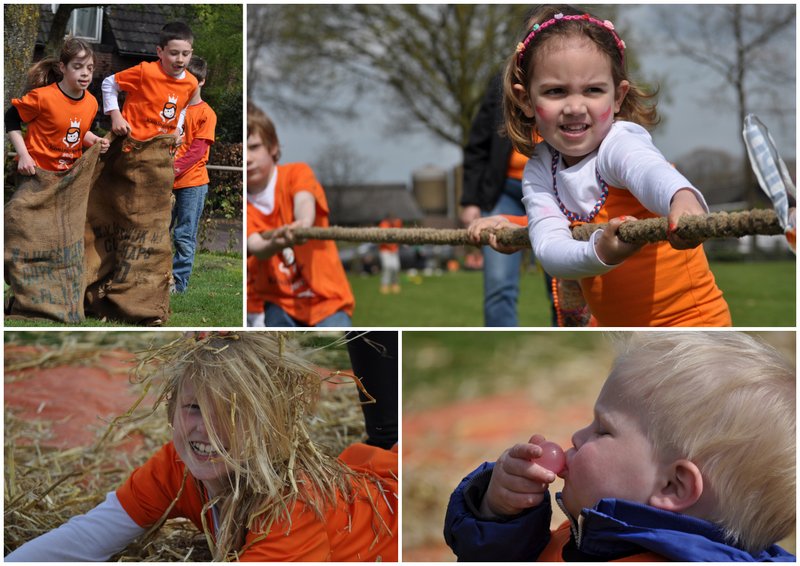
[522,120,708,279]
[5,492,145,562]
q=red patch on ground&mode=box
[5,346,143,450]
[403,391,592,562]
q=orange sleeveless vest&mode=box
[576,187,731,327]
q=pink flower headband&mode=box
[516,13,626,68]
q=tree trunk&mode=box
[4,4,40,107]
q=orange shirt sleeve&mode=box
[284,163,330,220]
[113,63,145,95]
[12,88,42,124]
[115,442,205,530]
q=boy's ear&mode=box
[512,83,535,119]
[648,459,703,513]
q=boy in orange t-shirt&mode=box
[170,56,216,294]
[246,103,354,327]
[101,22,198,141]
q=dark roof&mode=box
[326,184,424,225]
[104,6,170,56]
[36,5,173,57]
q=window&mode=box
[67,7,103,43]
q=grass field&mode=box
[350,259,795,327]
[4,252,243,328]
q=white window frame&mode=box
[67,7,103,43]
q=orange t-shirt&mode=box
[537,521,667,561]
[506,149,529,182]
[115,61,198,140]
[576,187,731,327]
[503,188,731,326]
[378,218,402,253]
[246,162,355,324]
[116,442,398,561]
[11,82,99,171]
[174,100,216,189]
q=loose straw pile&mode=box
[263,209,782,247]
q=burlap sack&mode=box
[4,141,103,323]
[84,135,176,325]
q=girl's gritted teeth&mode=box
[190,441,219,457]
[560,123,589,133]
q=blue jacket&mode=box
[444,462,795,562]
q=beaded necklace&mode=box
[550,150,609,223]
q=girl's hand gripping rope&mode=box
[667,189,706,250]
[594,216,643,265]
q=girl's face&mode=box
[559,378,665,518]
[172,380,231,497]
[59,51,94,97]
[246,133,278,193]
[515,36,629,167]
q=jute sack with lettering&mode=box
[4,141,103,323]
[84,135,176,325]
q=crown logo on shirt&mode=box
[69,117,82,128]
[167,94,178,105]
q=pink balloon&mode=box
[535,441,565,474]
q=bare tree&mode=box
[674,148,746,206]
[655,5,795,207]
[248,5,534,147]
[311,141,374,188]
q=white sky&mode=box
[267,4,796,185]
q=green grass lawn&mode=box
[350,259,795,327]
[5,252,243,328]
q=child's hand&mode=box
[467,215,524,254]
[594,216,643,265]
[110,114,131,136]
[480,435,558,518]
[16,154,37,176]
[667,189,705,250]
[460,204,482,227]
[284,220,309,246]
[97,138,111,154]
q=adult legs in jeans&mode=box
[483,183,526,327]
[264,302,352,327]
[171,184,208,293]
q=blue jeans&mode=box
[483,179,529,327]
[264,302,352,327]
[171,184,208,293]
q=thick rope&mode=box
[261,209,783,247]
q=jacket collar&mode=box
[555,494,794,562]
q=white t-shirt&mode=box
[247,167,279,216]
[521,120,708,279]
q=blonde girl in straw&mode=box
[6,332,398,562]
